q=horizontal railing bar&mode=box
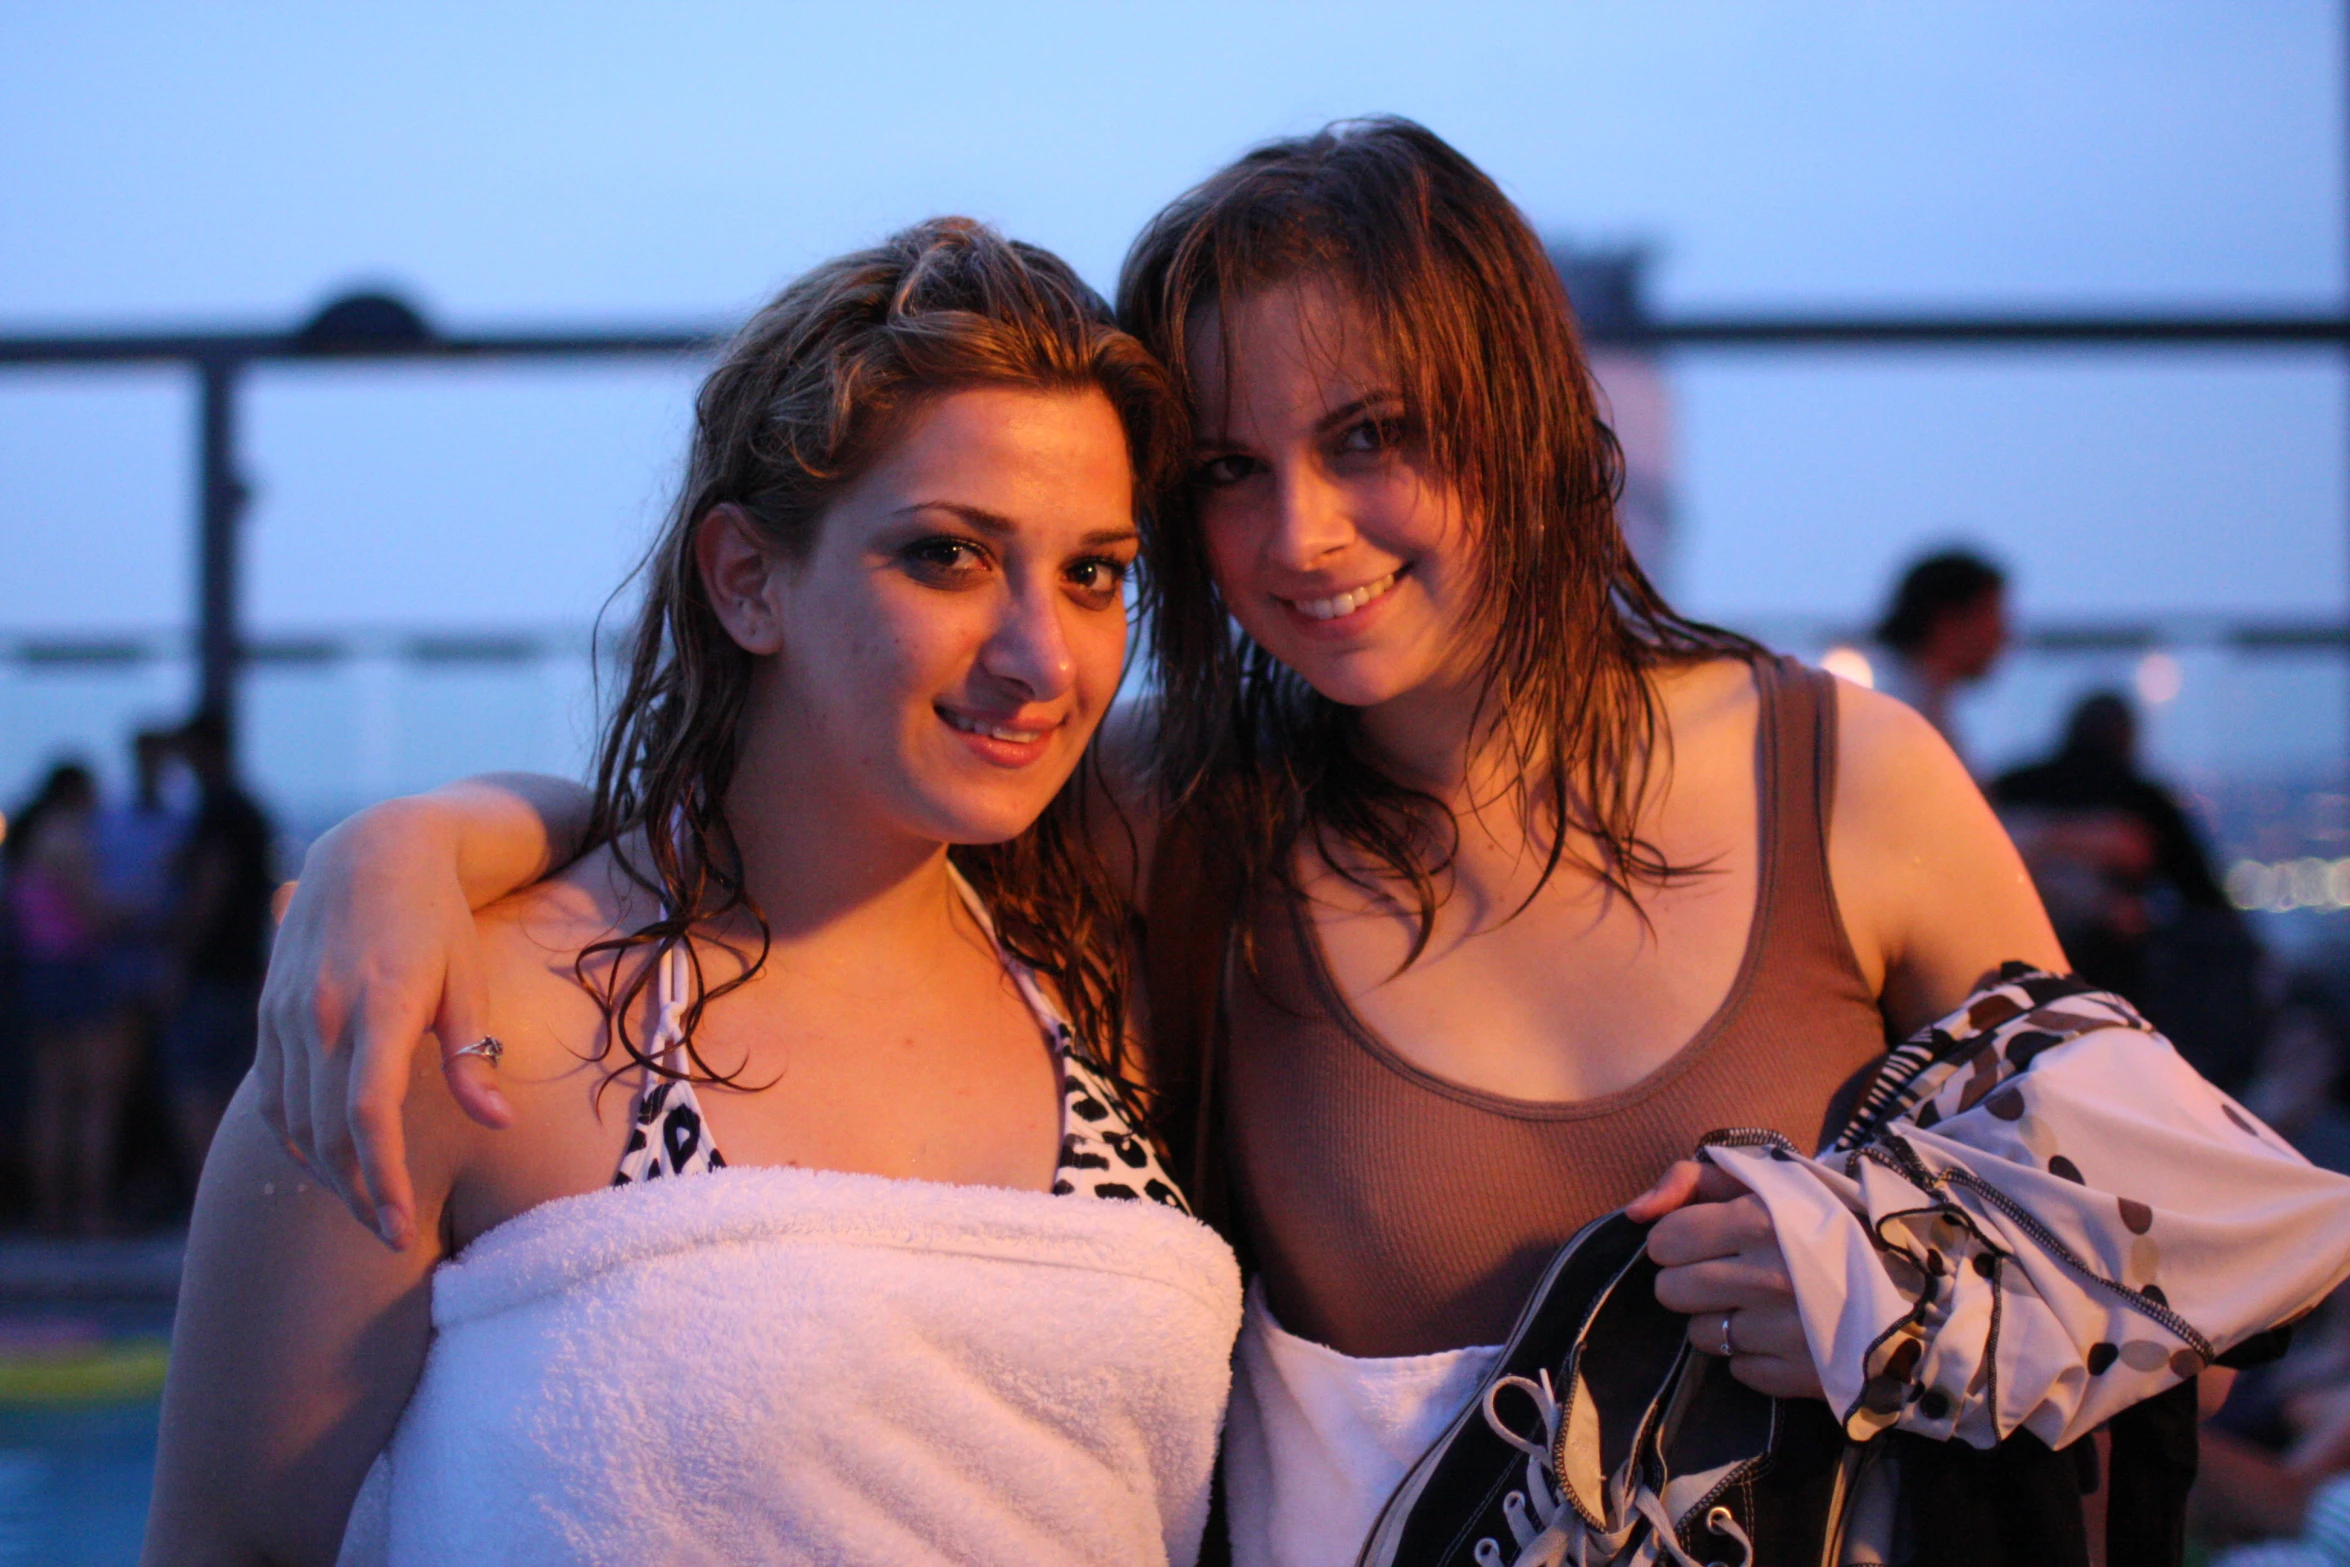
[1624,315,2350,348]
[0,329,721,368]
[3,316,2348,369]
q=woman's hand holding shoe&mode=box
[1628,1157,1826,1402]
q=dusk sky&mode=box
[1,2,2341,645]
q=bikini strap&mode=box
[946,862,1077,1058]
[647,932,692,1082]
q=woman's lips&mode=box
[939,706,1057,766]
[1276,568,1403,631]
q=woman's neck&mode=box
[711,728,966,961]
[1356,675,1535,829]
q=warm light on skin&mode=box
[730,386,1141,851]
[1186,281,1489,765]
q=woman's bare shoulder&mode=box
[1832,676,1966,799]
[1643,655,1767,797]
[1649,653,1763,712]
[1824,674,2066,1032]
[467,843,650,1078]
[475,842,637,949]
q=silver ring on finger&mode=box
[1718,1311,1738,1358]
[450,1035,504,1066]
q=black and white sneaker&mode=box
[1355,1212,1846,1567]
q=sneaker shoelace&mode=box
[1472,1372,1755,1567]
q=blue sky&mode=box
[0,0,2341,642]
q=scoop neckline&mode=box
[1285,658,1782,1123]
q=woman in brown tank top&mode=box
[1117,117,2066,1387]
[1106,119,2100,1565]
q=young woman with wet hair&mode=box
[144,219,1241,1567]
[1112,121,2343,1567]
[240,125,2349,1567]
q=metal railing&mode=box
[4,295,2347,751]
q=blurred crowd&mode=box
[0,711,275,1236]
[1873,549,2350,1561]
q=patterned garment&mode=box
[614,872,1188,1215]
[1703,963,2350,1452]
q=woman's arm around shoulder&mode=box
[1825,678,2069,1039]
[142,1062,479,1566]
[257,772,590,1250]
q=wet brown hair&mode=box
[1118,117,1755,955]
[582,217,1182,1088]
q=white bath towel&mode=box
[1222,1279,1500,1567]
[336,1164,1242,1567]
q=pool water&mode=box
[0,1398,156,1565]
[0,1311,167,1567]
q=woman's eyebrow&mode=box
[1192,391,1406,453]
[1312,391,1404,436]
[892,501,1136,549]
[893,500,1015,533]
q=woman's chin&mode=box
[905,777,1072,850]
[1276,653,1426,713]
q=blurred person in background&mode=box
[1992,689,2263,1091]
[1872,548,2008,769]
[158,710,276,1181]
[4,760,134,1233]
[2243,967,2350,1175]
[95,727,194,1077]
[96,728,195,1003]
[2194,1283,2350,1562]
[2203,976,2350,1556]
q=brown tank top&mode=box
[1222,656,1889,1357]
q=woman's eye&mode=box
[1067,556,1133,605]
[901,536,990,583]
[1194,453,1259,487]
[1336,415,1409,456]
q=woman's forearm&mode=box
[319,773,593,912]
[257,773,584,1240]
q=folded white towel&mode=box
[338,1165,1242,1567]
[1222,1279,1500,1567]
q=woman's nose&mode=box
[978,582,1077,701]
[1266,461,1355,569]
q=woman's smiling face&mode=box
[1186,279,1484,717]
[715,384,1139,848]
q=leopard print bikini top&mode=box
[612,867,1188,1213]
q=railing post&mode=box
[195,353,249,742]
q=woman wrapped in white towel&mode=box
[141,219,1243,1567]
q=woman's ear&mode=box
[694,504,787,655]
